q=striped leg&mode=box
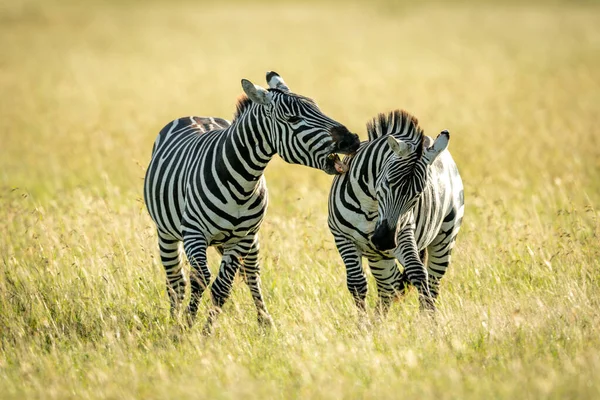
[239,236,274,328]
[395,228,434,312]
[158,230,186,317]
[202,240,248,335]
[183,231,211,322]
[426,207,463,301]
[334,237,367,313]
[390,250,425,298]
[368,258,404,317]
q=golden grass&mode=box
[1,0,599,398]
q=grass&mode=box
[1,0,599,398]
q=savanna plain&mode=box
[1,0,599,398]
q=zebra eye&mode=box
[287,116,302,124]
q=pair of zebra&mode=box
[144,72,464,333]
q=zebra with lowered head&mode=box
[328,110,464,317]
[144,72,360,333]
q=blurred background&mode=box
[2,0,598,203]
[1,0,599,397]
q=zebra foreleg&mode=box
[183,233,211,323]
[335,238,367,314]
[395,229,435,312]
[391,249,426,298]
[239,237,274,328]
[202,244,244,335]
[390,249,426,303]
[394,259,411,299]
[157,230,186,318]
[369,258,404,318]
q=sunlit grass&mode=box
[1,0,599,398]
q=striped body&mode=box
[145,116,267,245]
[328,110,464,315]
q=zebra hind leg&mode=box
[157,230,186,318]
[239,237,274,329]
[426,212,462,303]
[183,232,211,325]
[334,238,367,314]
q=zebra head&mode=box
[240,72,360,175]
[371,131,450,251]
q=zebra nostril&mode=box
[347,132,360,152]
[371,222,397,251]
[331,126,360,155]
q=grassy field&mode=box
[1,0,599,398]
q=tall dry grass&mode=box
[1,0,599,398]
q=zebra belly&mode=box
[181,179,268,246]
[194,210,266,246]
[148,187,267,246]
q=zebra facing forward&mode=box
[144,72,360,333]
[328,110,464,316]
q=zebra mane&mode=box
[233,89,316,120]
[233,89,284,120]
[366,109,422,141]
[234,95,253,120]
[366,109,424,157]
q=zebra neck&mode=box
[217,116,276,190]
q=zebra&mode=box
[144,72,360,333]
[328,110,464,317]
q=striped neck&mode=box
[217,105,276,192]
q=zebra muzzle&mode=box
[371,221,397,251]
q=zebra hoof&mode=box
[418,297,436,314]
[201,307,222,335]
[183,311,197,328]
[357,315,373,332]
[201,322,214,336]
[257,313,275,330]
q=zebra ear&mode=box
[241,79,273,106]
[423,130,450,165]
[266,71,290,92]
[386,136,413,157]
